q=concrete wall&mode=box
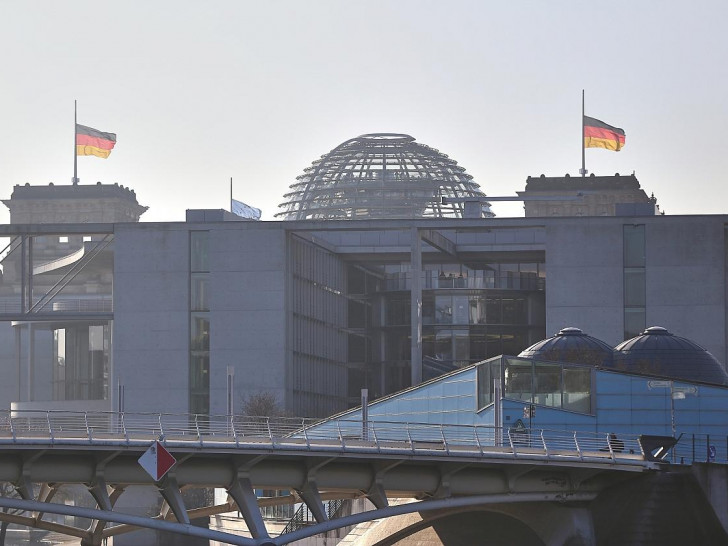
[207,224,287,415]
[113,224,190,413]
[544,218,625,346]
[644,217,726,364]
[544,216,727,363]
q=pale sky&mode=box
[1,1,726,222]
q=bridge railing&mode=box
[0,410,655,466]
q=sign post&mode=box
[138,441,176,481]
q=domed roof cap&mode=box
[276,133,494,220]
[518,327,614,366]
[612,326,728,386]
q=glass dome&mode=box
[611,326,728,386]
[276,133,493,220]
[518,327,614,367]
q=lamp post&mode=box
[647,380,698,461]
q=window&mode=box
[623,225,646,339]
[190,231,210,415]
[190,274,209,311]
[563,366,591,413]
[190,231,209,272]
[476,357,502,410]
[534,363,561,407]
[504,358,532,402]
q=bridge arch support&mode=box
[344,502,594,546]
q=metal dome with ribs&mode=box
[276,133,493,220]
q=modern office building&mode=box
[0,133,726,422]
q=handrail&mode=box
[0,409,662,466]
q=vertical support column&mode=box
[494,377,503,446]
[27,324,34,401]
[20,236,26,313]
[15,326,22,402]
[410,228,422,386]
[227,366,235,417]
[27,236,33,311]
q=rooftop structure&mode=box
[276,133,493,220]
[3,182,147,224]
[517,173,658,217]
[611,326,728,386]
[518,327,614,367]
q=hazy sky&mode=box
[1,1,726,222]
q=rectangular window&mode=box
[624,269,646,307]
[190,231,209,272]
[624,225,646,267]
[533,363,561,408]
[563,366,591,413]
[452,296,469,324]
[476,357,502,410]
[486,297,502,323]
[190,274,209,311]
[469,296,487,324]
[190,315,210,351]
[190,230,210,415]
[623,225,646,340]
[435,295,453,324]
[477,360,492,409]
[624,308,647,339]
[504,357,532,402]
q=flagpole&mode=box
[580,90,586,177]
[230,177,233,211]
[73,100,78,185]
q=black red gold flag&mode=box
[76,124,116,158]
[583,116,625,151]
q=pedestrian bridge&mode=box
[0,411,662,545]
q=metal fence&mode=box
[0,410,662,466]
[7,411,725,466]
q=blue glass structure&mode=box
[316,326,728,464]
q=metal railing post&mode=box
[540,430,547,455]
[606,433,614,461]
[574,431,582,459]
[441,426,449,455]
[302,419,310,449]
[84,412,92,442]
[47,411,54,444]
[336,421,344,449]
[707,434,711,463]
[194,414,201,446]
[10,414,16,442]
[406,423,414,453]
[508,429,516,457]
[371,422,380,453]
[266,417,274,446]
[121,412,129,444]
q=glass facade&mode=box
[190,231,210,415]
[477,356,593,414]
[52,324,110,401]
[290,236,349,416]
[345,259,546,398]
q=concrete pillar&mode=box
[410,228,422,386]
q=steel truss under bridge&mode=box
[0,411,656,545]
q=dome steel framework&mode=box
[276,133,493,220]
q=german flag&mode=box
[583,116,625,151]
[76,124,116,158]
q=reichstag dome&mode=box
[276,133,493,220]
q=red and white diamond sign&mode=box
[138,441,176,481]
